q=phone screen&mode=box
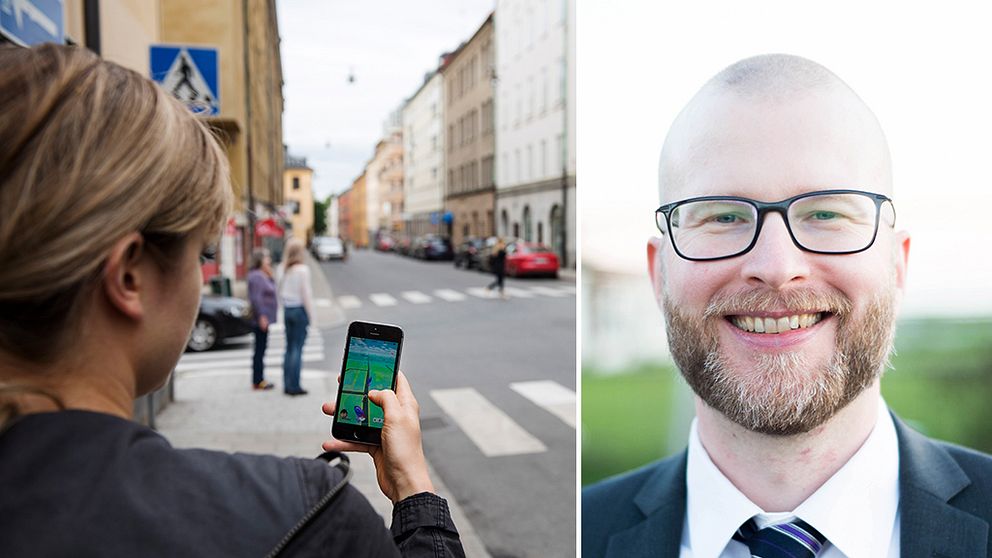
[333,321,403,444]
[338,336,398,429]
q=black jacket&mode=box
[0,410,464,557]
[582,412,992,557]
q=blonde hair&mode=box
[0,44,232,361]
[283,238,306,268]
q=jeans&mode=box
[283,306,309,392]
[251,323,269,385]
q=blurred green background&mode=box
[581,317,992,486]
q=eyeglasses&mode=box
[654,189,896,262]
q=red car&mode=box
[505,242,560,278]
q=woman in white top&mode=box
[278,238,314,396]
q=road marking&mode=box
[430,388,547,456]
[503,287,535,298]
[177,368,334,379]
[337,295,362,309]
[510,381,577,428]
[315,298,332,307]
[557,285,576,294]
[466,287,494,299]
[401,291,432,304]
[528,286,568,297]
[176,350,325,373]
[369,293,398,306]
[434,289,467,301]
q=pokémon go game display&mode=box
[338,337,399,428]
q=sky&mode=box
[277,0,494,201]
[579,1,992,317]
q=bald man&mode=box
[582,55,992,558]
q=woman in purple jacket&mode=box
[247,248,278,390]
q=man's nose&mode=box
[738,212,811,289]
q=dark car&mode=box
[186,294,253,352]
[477,236,506,273]
[454,237,485,269]
[414,235,453,260]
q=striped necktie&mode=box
[732,517,828,558]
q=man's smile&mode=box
[727,312,829,334]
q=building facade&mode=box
[401,71,446,236]
[27,1,286,282]
[495,0,575,266]
[338,189,351,245]
[283,149,314,242]
[442,13,496,246]
[349,172,369,248]
[376,132,405,233]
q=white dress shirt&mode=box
[679,399,901,558]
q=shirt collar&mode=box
[684,399,900,558]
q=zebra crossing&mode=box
[177,329,574,457]
[175,325,325,375]
[430,381,576,457]
[335,284,575,309]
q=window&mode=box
[431,135,438,151]
[291,200,300,214]
[527,145,533,181]
[449,170,455,194]
[541,67,548,113]
[550,204,563,256]
[537,222,543,244]
[540,140,547,177]
[501,210,509,236]
[523,206,532,241]
[292,177,300,190]
[515,149,521,183]
[527,76,534,120]
[481,156,494,188]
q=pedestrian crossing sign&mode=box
[149,45,220,116]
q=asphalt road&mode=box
[317,249,576,558]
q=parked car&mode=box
[375,234,395,252]
[187,294,253,352]
[454,237,485,269]
[413,234,454,260]
[312,236,346,261]
[395,233,414,256]
[505,241,560,278]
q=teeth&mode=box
[730,312,824,334]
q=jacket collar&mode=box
[605,451,686,558]
[605,414,989,558]
[894,413,989,558]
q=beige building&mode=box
[442,13,495,246]
[284,149,315,242]
[350,172,369,248]
[52,0,285,281]
[370,132,405,234]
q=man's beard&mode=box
[663,285,896,436]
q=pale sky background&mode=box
[277,0,494,200]
[579,1,992,317]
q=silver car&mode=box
[312,236,346,261]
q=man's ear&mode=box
[101,232,146,321]
[894,230,910,291]
[647,237,666,308]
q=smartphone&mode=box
[331,320,403,445]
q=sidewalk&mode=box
[159,253,489,556]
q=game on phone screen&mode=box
[337,336,398,428]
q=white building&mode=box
[327,194,339,238]
[401,71,446,235]
[495,0,576,267]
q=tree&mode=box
[314,197,328,236]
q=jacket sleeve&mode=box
[390,492,465,558]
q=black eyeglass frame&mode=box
[654,189,896,262]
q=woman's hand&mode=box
[321,371,435,503]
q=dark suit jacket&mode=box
[582,414,992,557]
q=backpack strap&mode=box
[265,451,353,557]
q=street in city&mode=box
[158,249,576,558]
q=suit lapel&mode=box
[606,451,687,558]
[895,414,989,558]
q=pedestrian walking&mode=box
[0,44,462,557]
[279,238,314,396]
[247,248,277,390]
[486,238,508,299]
